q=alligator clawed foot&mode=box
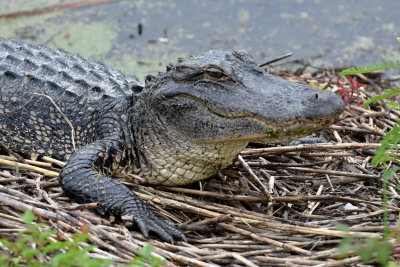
[122,206,185,243]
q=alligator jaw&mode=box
[249,115,340,143]
[196,114,341,144]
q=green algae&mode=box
[50,22,117,59]
[0,14,56,39]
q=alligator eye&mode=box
[204,67,232,82]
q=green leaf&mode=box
[387,101,400,111]
[388,261,400,267]
[335,222,350,232]
[336,236,353,256]
[80,244,96,254]
[21,247,39,260]
[362,90,400,108]
[0,255,9,265]
[22,211,35,224]
[129,257,146,267]
[70,233,90,248]
[397,37,400,43]
[339,60,400,75]
[149,257,167,267]
[9,241,21,254]
[17,235,34,244]
[51,252,74,266]
[372,123,400,165]
[43,241,69,255]
[376,241,392,265]
[138,245,154,258]
[383,89,400,94]
[357,246,374,262]
[38,230,55,243]
[130,246,167,267]
[0,238,10,247]
[383,167,399,182]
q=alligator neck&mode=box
[132,104,248,186]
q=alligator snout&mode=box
[301,89,345,121]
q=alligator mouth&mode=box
[204,114,340,143]
[159,93,342,144]
[252,115,339,142]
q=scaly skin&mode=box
[0,37,344,242]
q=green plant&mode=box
[339,60,400,76]
[336,37,400,266]
[363,89,400,113]
[336,223,393,266]
[0,211,166,267]
[129,245,166,267]
[336,166,400,266]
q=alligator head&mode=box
[146,50,344,143]
[133,50,345,185]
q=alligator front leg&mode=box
[59,138,184,242]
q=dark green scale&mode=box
[0,40,132,160]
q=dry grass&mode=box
[0,69,398,266]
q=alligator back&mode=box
[0,38,135,160]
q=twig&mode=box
[282,166,380,179]
[259,52,293,67]
[219,223,311,256]
[32,93,76,152]
[241,142,380,155]
[314,256,361,267]
[237,155,272,201]
[42,156,66,167]
[231,252,258,267]
[0,158,59,177]
[65,202,99,211]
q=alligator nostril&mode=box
[314,93,319,100]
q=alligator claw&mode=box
[122,203,185,243]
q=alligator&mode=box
[0,37,345,242]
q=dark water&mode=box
[0,0,399,79]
